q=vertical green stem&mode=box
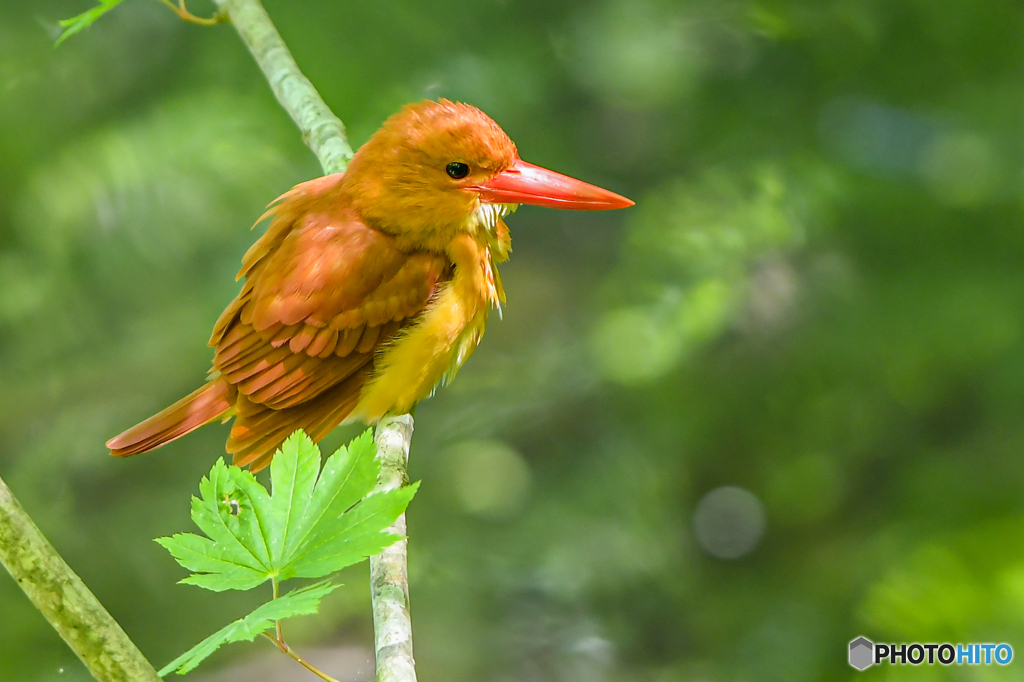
[272,576,284,642]
[210,0,354,175]
[0,475,162,682]
[209,9,421,680]
[208,10,420,679]
[371,415,417,682]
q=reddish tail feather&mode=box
[107,379,235,457]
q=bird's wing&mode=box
[209,176,450,413]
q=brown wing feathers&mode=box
[108,175,449,470]
[227,368,370,471]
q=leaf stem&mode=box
[260,631,345,682]
[272,577,284,642]
[158,0,226,25]
[265,577,346,682]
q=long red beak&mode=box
[469,159,634,210]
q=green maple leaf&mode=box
[157,429,417,591]
[158,580,341,676]
[156,429,417,676]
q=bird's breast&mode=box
[348,233,502,421]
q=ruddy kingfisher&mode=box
[107,99,633,470]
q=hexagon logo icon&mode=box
[849,636,874,670]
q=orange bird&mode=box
[107,100,633,470]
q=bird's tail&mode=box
[107,379,235,457]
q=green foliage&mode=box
[158,580,341,676]
[154,430,417,675]
[7,0,1024,679]
[157,429,417,590]
[55,0,127,46]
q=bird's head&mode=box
[341,100,633,250]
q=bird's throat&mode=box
[468,201,517,234]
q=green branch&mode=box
[209,3,419,680]
[371,415,417,682]
[210,0,354,175]
[0,475,162,682]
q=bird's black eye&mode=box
[446,162,470,179]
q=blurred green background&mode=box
[3,0,1024,680]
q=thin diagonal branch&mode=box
[0,475,162,682]
[210,0,354,175]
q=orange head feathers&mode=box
[107,99,633,470]
[341,99,632,248]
